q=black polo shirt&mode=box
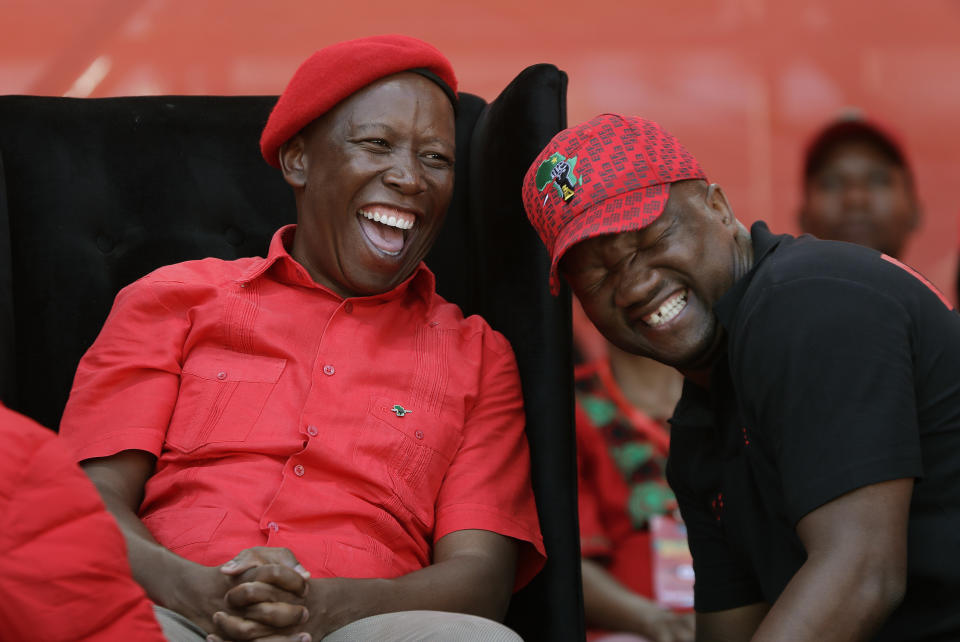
[667,222,960,640]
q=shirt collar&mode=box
[713,220,786,330]
[237,224,437,304]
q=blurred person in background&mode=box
[573,306,695,642]
[799,112,920,259]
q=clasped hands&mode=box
[204,547,318,642]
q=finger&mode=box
[242,601,310,629]
[220,548,268,576]
[221,547,310,579]
[236,563,309,596]
[212,610,276,641]
[225,580,305,610]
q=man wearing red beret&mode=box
[60,34,543,641]
[524,114,960,641]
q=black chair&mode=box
[0,63,582,640]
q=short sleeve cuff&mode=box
[787,454,923,524]
[435,502,546,590]
[694,577,765,612]
[61,427,166,463]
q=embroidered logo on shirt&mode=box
[391,404,412,417]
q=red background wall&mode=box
[4,0,959,301]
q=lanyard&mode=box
[576,358,672,455]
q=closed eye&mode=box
[576,267,610,295]
[640,213,678,251]
[353,137,391,152]
[422,151,454,169]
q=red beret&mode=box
[260,34,458,168]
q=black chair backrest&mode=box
[0,63,583,640]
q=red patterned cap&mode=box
[523,114,706,294]
[260,34,457,168]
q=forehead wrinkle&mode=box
[349,122,397,135]
[348,111,454,153]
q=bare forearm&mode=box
[82,454,228,631]
[303,532,517,637]
[582,558,659,631]
[94,483,199,605]
[752,556,903,641]
[753,479,912,641]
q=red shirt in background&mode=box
[0,405,164,641]
[60,225,545,589]
[575,358,677,599]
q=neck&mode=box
[734,220,756,281]
[607,343,684,420]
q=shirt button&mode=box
[344,301,354,314]
[294,464,305,477]
[267,521,279,532]
[323,364,335,376]
[415,430,424,440]
[217,371,227,380]
[307,425,318,437]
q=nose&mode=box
[384,151,426,194]
[612,255,659,311]
[841,180,871,212]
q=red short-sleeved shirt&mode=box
[0,405,165,641]
[60,225,545,589]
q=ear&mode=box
[278,135,307,188]
[705,183,736,227]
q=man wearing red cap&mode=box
[799,113,921,259]
[524,113,960,641]
[59,35,543,641]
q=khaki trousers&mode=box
[153,605,523,642]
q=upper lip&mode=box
[359,202,423,219]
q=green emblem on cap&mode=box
[535,152,579,202]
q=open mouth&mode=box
[643,290,688,327]
[358,206,416,256]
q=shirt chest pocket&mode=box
[353,396,463,528]
[166,346,287,453]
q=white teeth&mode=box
[360,209,415,230]
[646,292,687,327]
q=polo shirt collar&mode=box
[237,224,437,304]
[713,221,786,331]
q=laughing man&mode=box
[59,35,543,642]
[524,114,960,641]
